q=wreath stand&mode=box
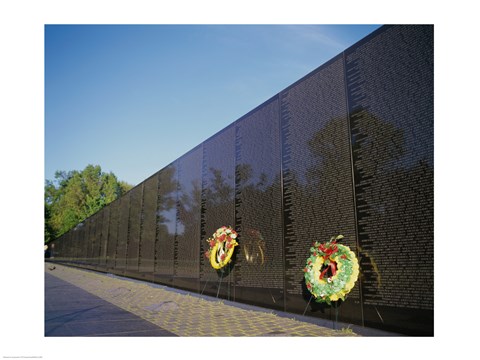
[303,294,340,330]
[216,267,225,298]
[303,294,313,315]
[200,263,231,299]
[217,262,233,298]
[200,278,209,295]
[333,301,339,330]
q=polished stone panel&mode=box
[106,199,119,272]
[280,54,361,323]
[98,206,110,270]
[199,125,236,298]
[114,194,130,273]
[154,164,177,286]
[345,25,433,335]
[92,212,103,267]
[234,98,284,310]
[138,173,159,280]
[126,184,143,275]
[174,145,203,292]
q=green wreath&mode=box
[304,235,359,304]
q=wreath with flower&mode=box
[304,235,359,304]
[204,226,239,270]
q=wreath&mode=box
[304,235,359,304]
[204,226,239,270]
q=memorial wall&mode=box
[48,25,433,335]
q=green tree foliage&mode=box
[44,164,133,242]
[44,204,55,244]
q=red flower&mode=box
[341,254,347,259]
[219,234,226,242]
[209,240,215,247]
[204,251,210,259]
[303,267,308,273]
[220,253,226,261]
[307,283,312,289]
[318,243,338,259]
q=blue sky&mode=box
[45,24,381,186]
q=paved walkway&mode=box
[45,263,364,337]
[45,273,176,336]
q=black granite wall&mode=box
[48,25,433,335]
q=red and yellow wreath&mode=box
[204,226,238,270]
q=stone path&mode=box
[45,263,358,337]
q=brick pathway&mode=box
[45,263,358,337]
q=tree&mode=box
[44,164,133,242]
[44,204,55,243]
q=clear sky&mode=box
[45,24,381,186]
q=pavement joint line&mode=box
[45,263,358,337]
